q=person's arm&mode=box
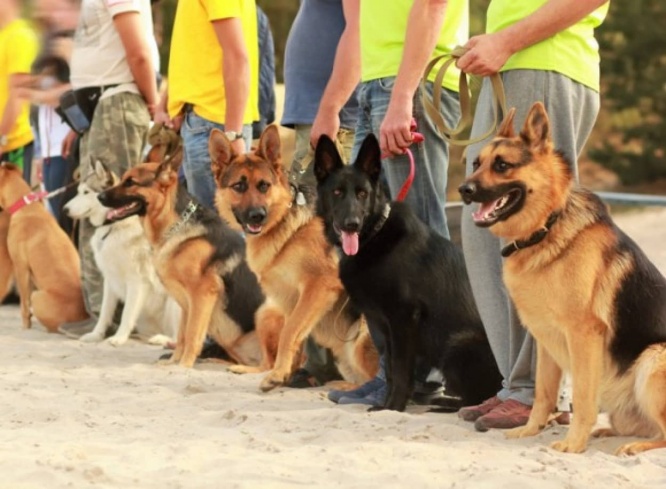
[212,17,249,155]
[0,74,32,148]
[380,0,449,156]
[309,0,361,149]
[113,11,158,116]
[16,80,72,108]
[457,0,609,76]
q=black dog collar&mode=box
[501,210,561,258]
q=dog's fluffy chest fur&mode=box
[91,216,164,299]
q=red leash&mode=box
[381,119,424,202]
[6,181,78,215]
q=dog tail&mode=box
[442,329,503,407]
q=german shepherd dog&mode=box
[314,134,501,412]
[98,158,265,368]
[64,160,179,346]
[459,101,666,455]
[209,125,379,392]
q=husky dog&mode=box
[64,161,179,346]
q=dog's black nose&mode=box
[458,182,477,204]
[98,191,110,206]
[247,208,266,224]
[343,217,361,233]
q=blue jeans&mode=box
[42,156,68,219]
[353,78,460,240]
[180,109,253,209]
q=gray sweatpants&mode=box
[460,70,600,405]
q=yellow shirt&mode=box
[487,0,609,91]
[360,0,468,92]
[167,0,259,125]
[0,19,39,152]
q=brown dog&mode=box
[459,102,666,455]
[97,158,265,368]
[0,163,88,330]
[209,125,379,392]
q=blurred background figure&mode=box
[18,0,80,220]
[0,0,39,182]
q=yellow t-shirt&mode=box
[167,0,259,125]
[487,0,609,91]
[0,19,39,152]
[360,0,469,92]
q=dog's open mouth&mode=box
[340,231,359,256]
[333,224,359,256]
[105,201,143,221]
[244,223,263,235]
[472,188,524,227]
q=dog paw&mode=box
[146,334,172,347]
[550,438,588,453]
[260,371,288,392]
[615,442,650,456]
[592,428,616,439]
[106,335,128,347]
[228,364,259,375]
[505,425,541,439]
[79,331,104,343]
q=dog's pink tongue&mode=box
[106,208,121,220]
[472,200,498,222]
[341,231,359,256]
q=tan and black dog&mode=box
[459,102,666,455]
[209,125,379,392]
[0,163,88,330]
[98,158,265,368]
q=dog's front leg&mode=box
[376,315,416,412]
[178,278,220,368]
[260,284,339,392]
[80,282,118,342]
[506,341,562,440]
[550,326,605,453]
[107,282,150,346]
[13,254,32,329]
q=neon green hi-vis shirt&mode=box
[487,0,609,91]
[359,0,469,92]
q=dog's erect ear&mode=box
[93,159,108,181]
[255,125,281,169]
[497,107,517,138]
[353,134,382,184]
[314,135,344,185]
[209,128,235,181]
[520,102,551,153]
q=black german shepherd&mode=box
[314,134,502,412]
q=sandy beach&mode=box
[0,207,665,489]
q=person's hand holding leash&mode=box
[380,96,415,156]
[456,32,515,77]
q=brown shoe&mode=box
[474,399,531,432]
[457,396,502,422]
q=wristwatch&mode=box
[224,130,243,142]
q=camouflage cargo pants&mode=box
[78,92,150,317]
[288,124,354,189]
